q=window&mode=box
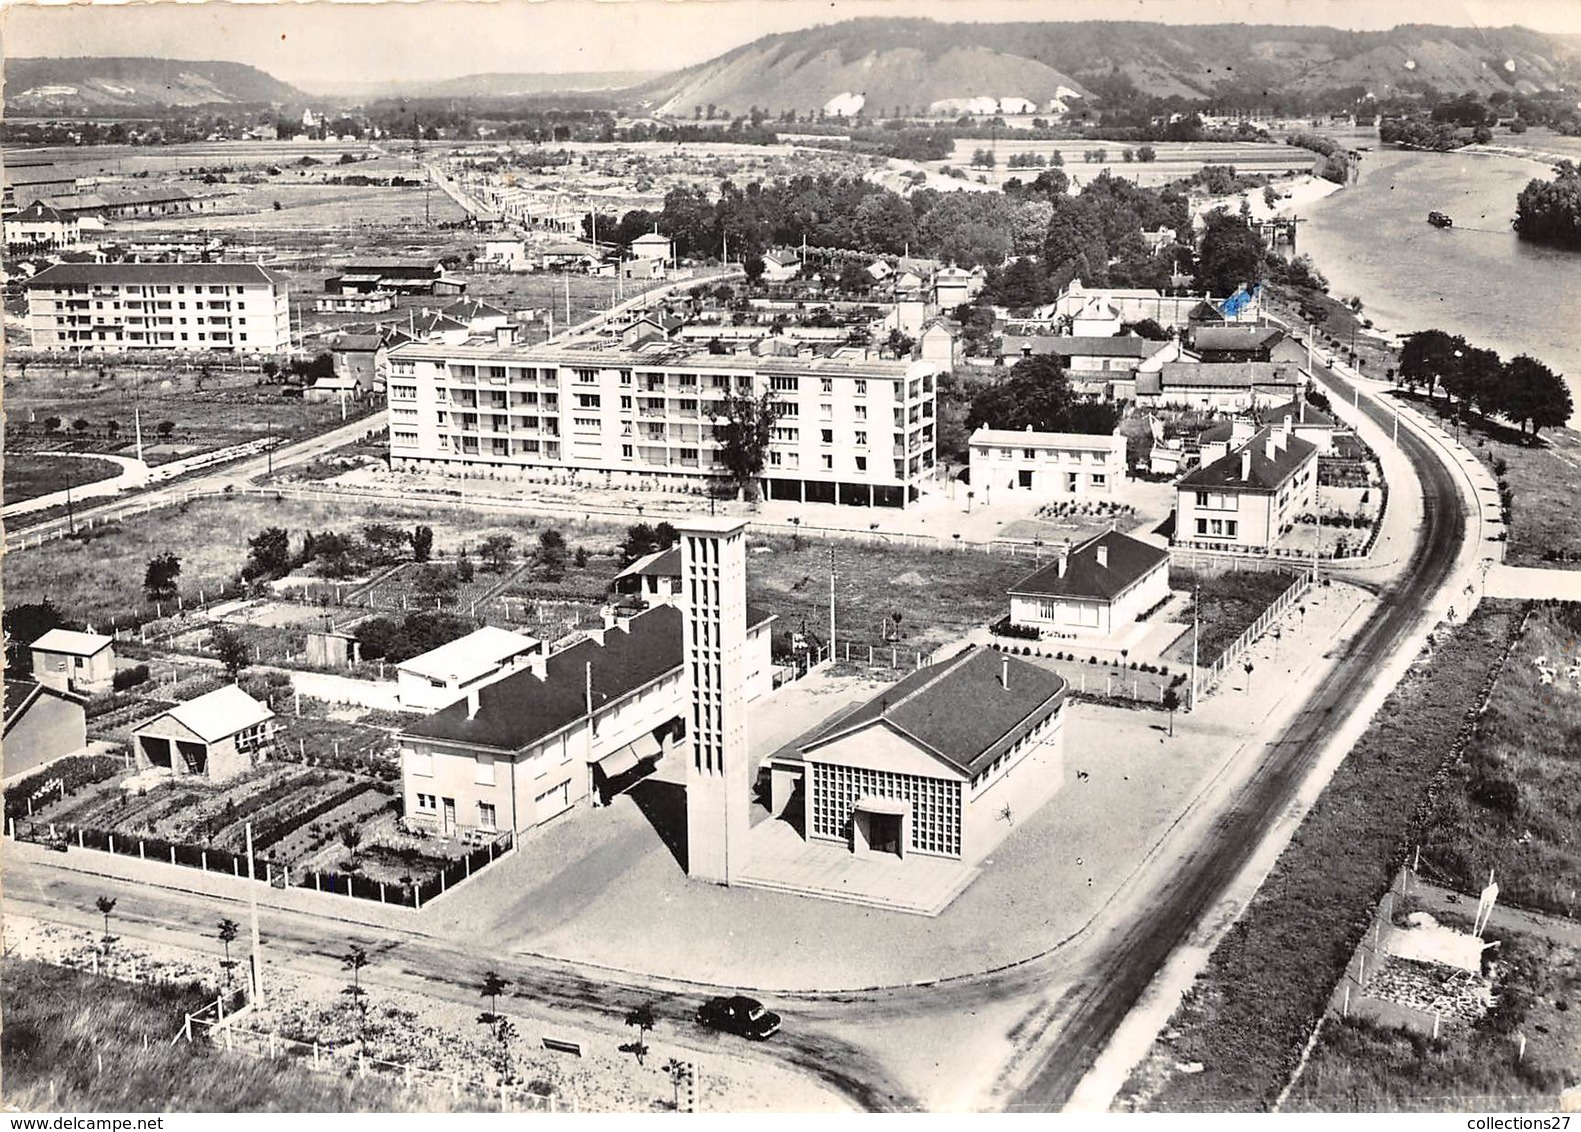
[855,380,867,396]
[475,754,496,786]
[821,454,833,470]
[821,429,833,445]
[576,393,601,409]
[622,444,633,458]
[409,751,433,777]
[1091,473,1107,487]
[854,405,867,421]
[770,375,799,392]
[855,455,867,472]
[415,793,438,813]
[820,377,833,394]
[1194,491,1209,507]
[854,431,867,447]
[477,802,497,830]
[1195,518,1209,536]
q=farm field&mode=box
[936,137,1318,191]
[3,452,122,504]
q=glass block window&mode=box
[809,762,961,858]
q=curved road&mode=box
[1005,363,1469,1108]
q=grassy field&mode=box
[1283,924,1578,1112]
[3,453,122,505]
[1120,601,1526,1111]
[1420,602,1581,916]
[0,958,440,1111]
[1165,568,1305,667]
[1469,423,1581,569]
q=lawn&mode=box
[3,453,122,505]
[0,958,428,1112]
[1164,567,1306,667]
[1469,421,1581,569]
[1119,601,1527,1112]
[1419,602,1581,917]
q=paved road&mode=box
[1005,359,1470,1109]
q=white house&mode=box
[30,629,115,695]
[131,685,276,784]
[1006,529,1171,639]
[969,427,1125,498]
[610,547,682,604]
[629,232,673,267]
[396,626,542,712]
[760,249,801,283]
[1136,362,1302,411]
[1174,423,1318,550]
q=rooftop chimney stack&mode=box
[466,687,481,720]
[1265,436,1277,462]
[1241,448,1253,482]
[496,324,516,348]
[1001,655,1010,690]
[1096,544,1109,569]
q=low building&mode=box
[1006,529,1171,639]
[396,626,542,712]
[318,332,387,401]
[1188,325,1285,363]
[1175,423,1318,550]
[30,629,115,695]
[1002,334,1169,373]
[919,320,960,367]
[969,427,1125,498]
[1071,295,1123,337]
[629,232,674,266]
[933,265,974,310]
[768,646,1066,864]
[1136,362,1301,411]
[326,261,458,297]
[3,680,88,781]
[1254,396,1342,455]
[4,200,79,252]
[619,314,684,348]
[760,249,801,283]
[131,685,276,783]
[397,604,775,837]
[314,291,396,315]
[610,547,682,605]
[480,240,529,271]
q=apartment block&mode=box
[386,338,940,507]
[23,262,290,353]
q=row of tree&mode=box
[1397,329,1572,439]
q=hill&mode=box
[634,19,1581,115]
[5,57,302,112]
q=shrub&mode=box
[1469,776,1520,815]
[112,664,150,691]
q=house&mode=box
[326,261,453,297]
[442,298,513,335]
[480,239,529,271]
[1141,226,1179,254]
[933,266,974,310]
[1136,362,1302,411]
[1188,325,1285,363]
[760,249,801,283]
[621,256,666,280]
[314,291,396,315]
[538,243,597,272]
[1006,529,1171,639]
[610,547,682,605]
[1253,396,1341,455]
[1002,334,1168,374]
[1175,423,1318,550]
[919,320,960,367]
[1071,296,1123,337]
[1043,280,1216,332]
[318,332,387,401]
[865,259,894,283]
[29,629,115,695]
[629,232,674,266]
[392,309,471,345]
[397,603,776,836]
[619,314,685,348]
[131,685,276,783]
[969,428,1125,498]
[396,626,542,712]
[4,200,79,251]
[765,646,1066,864]
[3,680,88,780]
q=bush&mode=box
[1469,775,1520,815]
[112,664,150,691]
[989,615,1039,640]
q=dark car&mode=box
[696,995,781,1040]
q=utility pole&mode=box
[828,547,837,662]
[1189,582,1200,711]
[245,821,264,1006]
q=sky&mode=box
[8,0,1581,90]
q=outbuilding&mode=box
[30,629,115,695]
[131,685,276,783]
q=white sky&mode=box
[7,0,1581,89]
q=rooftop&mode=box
[9,200,72,224]
[1007,529,1170,602]
[970,427,1121,450]
[1256,397,1338,430]
[613,546,681,582]
[1178,426,1317,493]
[397,626,540,683]
[30,629,113,657]
[1007,335,1161,359]
[387,337,935,378]
[25,262,287,289]
[1152,362,1297,389]
[147,685,274,744]
[1191,326,1284,352]
[3,679,83,733]
[800,646,1066,778]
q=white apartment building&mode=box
[23,263,290,353]
[386,338,940,508]
[968,427,1125,499]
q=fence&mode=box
[186,1014,574,1112]
[8,820,515,910]
[1197,570,1312,694]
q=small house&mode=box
[131,685,276,783]
[30,629,115,695]
[396,626,542,712]
[611,547,682,605]
[1006,529,1171,639]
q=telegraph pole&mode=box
[245,821,264,1006]
[828,547,837,664]
[1189,582,1200,711]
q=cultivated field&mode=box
[3,452,121,504]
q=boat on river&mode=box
[1427,211,1454,228]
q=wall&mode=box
[961,708,1064,863]
[32,647,114,694]
[2,693,87,780]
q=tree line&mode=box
[1397,328,1572,439]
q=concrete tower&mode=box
[678,516,750,884]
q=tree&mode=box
[95,895,117,953]
[243,527,293,582]
[43,416,61,433]
[1136,145,1156,163]
[664,1058,690,1111]
[342,944,371,1051]
[622,1002,657,1065]
[743,254,766,284]
[209,625,251,681]
[362,524,410,567]
[966,355,1118,435]
[1503,354,1573,440]
[1162,686,1181,737]
[144,553,182,602]
[106,419,120,438]
[73,418,90,434]
[1196,208,1265,296]
[1515,161,1581,250]
[3,600,65,674]
[156,420,175,439]
[712,389,782,502]
[538,529,567,581]
[339,824,363,869]
[479,534,515,574]
[410,525,434,563]
[217,917,240,991]
[1398,329,1464,401]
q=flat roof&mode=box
[389,338,933,378]
[970,427,1121,449]
[25,262,287,289]
[397,626,539,683]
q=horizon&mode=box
[9,0,1581,93]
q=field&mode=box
[934,138,1314,191]
[3,453,122,505]
[1120,601,1526,1111]
[0,958,423,1112]
[1468,422,1581,569]
[1419,603,1581,916]
[1164,568,1305,667]
[1284,921,1580,1112]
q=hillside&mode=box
[635,19,1581,115]
[5,57,302,112]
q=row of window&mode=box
[413,793,497,830]
[969,706,1059,791]
[1194,517,1241,538]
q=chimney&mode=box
[1241,448,1253,482]
[466,687,481,720]
[528,652,548,680]
[1264,435,1277,463]
[584,625,607,646]
[1001,655,1010,691]
[1057,546,1069,578]
[1096,543,1109,569]
[495,324,516,348]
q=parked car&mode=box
[695,995,781,1040]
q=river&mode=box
[1296,144,1580,414]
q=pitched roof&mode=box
[30,629,113,657]
[1178,426,1317,493]
[613,546,681,582]
[1040,336,1160,358]
[801,646,1065,777]
[331,333,385,352]
[631,232,671,245]
[1191,326,1284,352]
[25,262,287,289]
[1256,398,1338,429]
[404,604,773,751]
[9,200,72,224]
[397,626,539,683]
[4,679,84,734]
[1158,362,1296,389]
[442,298,510,321]
[148,685,273,743]
[1008,529,1170,602]
[763,249,799,267]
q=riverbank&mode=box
[1192,171,1344,224]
